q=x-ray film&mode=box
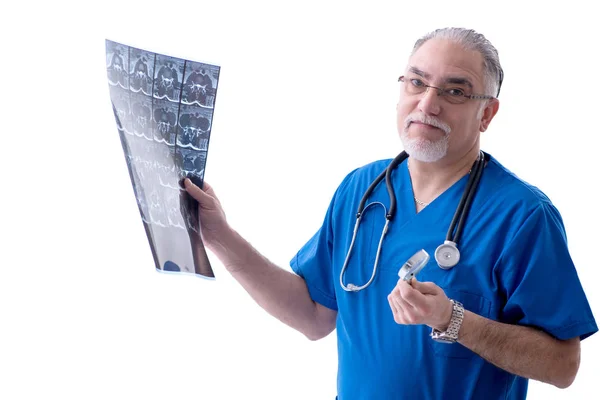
[106,39,220,279]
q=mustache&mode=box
[404,114,451,135]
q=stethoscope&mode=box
[340,150,486,292]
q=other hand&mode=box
[387,278,453,331]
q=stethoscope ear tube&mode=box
[452,152,486,245]
[385,152,408,218]
[356,152,408,219]
[445,152,485,244]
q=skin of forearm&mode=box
[207,226,329,340]
[458,310,580,388]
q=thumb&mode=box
[183,178,211,202]
[409,277,439,295]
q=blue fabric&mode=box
[290,153,598,400]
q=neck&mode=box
[408,146,481,208]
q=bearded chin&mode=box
[400,129,449,162]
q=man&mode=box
[182,27,598,399]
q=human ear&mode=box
[479,99,500,132]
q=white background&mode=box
[1,0,599,398]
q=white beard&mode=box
[400,114,451,162]
[400,130,449,162]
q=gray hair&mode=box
[411,27,503,98]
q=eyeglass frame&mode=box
[398,75,500,103]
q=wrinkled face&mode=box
[396,39,497,162]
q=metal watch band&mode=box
[430,299,464,343]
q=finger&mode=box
[388,294,405,324]
[388,294,400,315]
[396,280,426,309]
[391,286,417,313]
[396,283,434,324]
[404,291,429,312]
[392,296,415,324]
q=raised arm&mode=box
[184,178,337,340]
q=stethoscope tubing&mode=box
[445,151,485,244]
[340,151,486,292]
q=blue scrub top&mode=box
[290,153,598,400]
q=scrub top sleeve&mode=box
[289,171,357,312]
[498,203,598,341]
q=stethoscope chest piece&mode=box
[434,240,460,269]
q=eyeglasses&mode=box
[398,75,496,105]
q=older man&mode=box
[183,27,597,399]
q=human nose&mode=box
[418,86,442,116]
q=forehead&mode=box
[408,39,485,87]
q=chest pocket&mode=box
[429,288,492,359]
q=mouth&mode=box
[409,121,441,131]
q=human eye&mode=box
[445,87,466,97]
[410,78,425,87]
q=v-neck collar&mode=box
[398,159,472,220]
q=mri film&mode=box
[106,39,220,279]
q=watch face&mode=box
[433,336,455,344]
[430,330,457,343]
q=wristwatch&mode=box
[430,299,464,343]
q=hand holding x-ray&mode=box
[183,178,229,250]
